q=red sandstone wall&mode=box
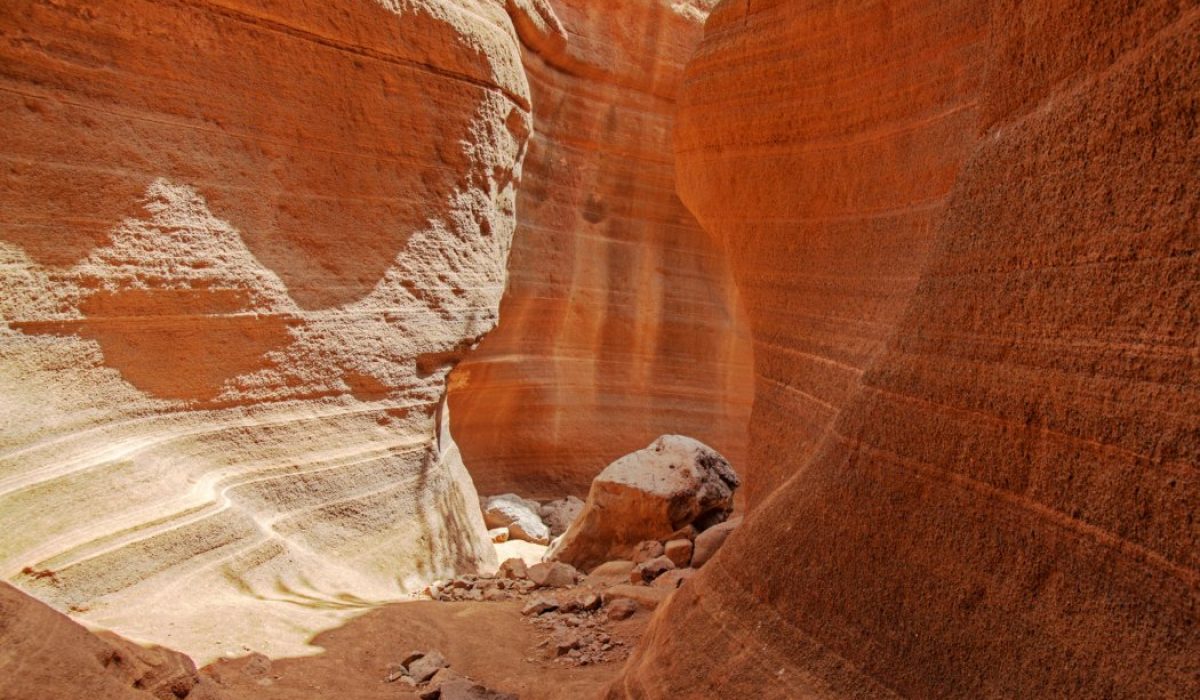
[675,0,988,505]
[614,0,1199,697]
[448,0,752,499]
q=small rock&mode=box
[488,527,510,543]
[587,560,635,585]
[668,524,698,541]
[692,517,742,568]
[407,650,449,684]
[385,666,407,683]
[631,540,664,564]
[497,557,528,580]
[633,555,675,583]
[539,496,585,537]
[605,598,639,621]
[527,561,579,588]
[483,494,550,544]
[554,632,582,656]
[602,584,671,611]
[419,668,465,697]
[664,539,693,568]
[651,567,696,590]
[522,598,558,616]
[426,677,518,700]
[577,592,602,611]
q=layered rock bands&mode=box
[0,0,534,661]
[448,0,753,500]
[614,1,1199,698]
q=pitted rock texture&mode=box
[0,582,223,700]
[0,0,535,662]
[613,1,1200,698]
[448,0,752,500]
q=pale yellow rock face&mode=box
[0,0,536,662]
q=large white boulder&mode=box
[546,435,739,571]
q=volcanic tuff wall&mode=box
[0,0,538,661]
[614,1,1199,698]
[448,0,752,500]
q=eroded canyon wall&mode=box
[614,1,1199,698]
[672,0,987,505]
[448,0,753,499]
[0,0,535,661]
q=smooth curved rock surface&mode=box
[614,1,1199,698]
[448,0,752,500]
[0,0,533,662]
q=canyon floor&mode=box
[204,598,640,700]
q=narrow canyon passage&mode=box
[1,1,1197,699]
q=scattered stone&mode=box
[668,524,698,541]
[526,605,631,667]
[632,555,675,583]
[692,517,742,568]
[546,435,740,570]
[553,631,582,656]
[601,584,671,611]
[426,678,517,700]
[651,567,696,590]
[631,540,664,564]
[482,493,551,544]
[419,668,516,700]
[385,665,414,684]
[488,527,510,543]
[664,539,693,567]
[586,560,635,585]
[539,496,584,537]
[605,598,639,621]
[406,650,450,684]
[522,598,559,616]
[498,557,528,580]
[527,561,579,588]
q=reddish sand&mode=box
[205,600,644,700]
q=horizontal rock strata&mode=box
[0,0,535,661]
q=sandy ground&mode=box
[203,598,645,699]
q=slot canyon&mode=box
[0,1,1196,699]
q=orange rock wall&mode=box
[673,0,987,505]
[615,0,1199,697]
[449,0,752,499]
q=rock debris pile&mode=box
[429,435,743,671]
[384,649,515,699]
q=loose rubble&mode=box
[426,454,742,673]
[384,649,514,699]
[426,512,742,669]
[482,494,552,545]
